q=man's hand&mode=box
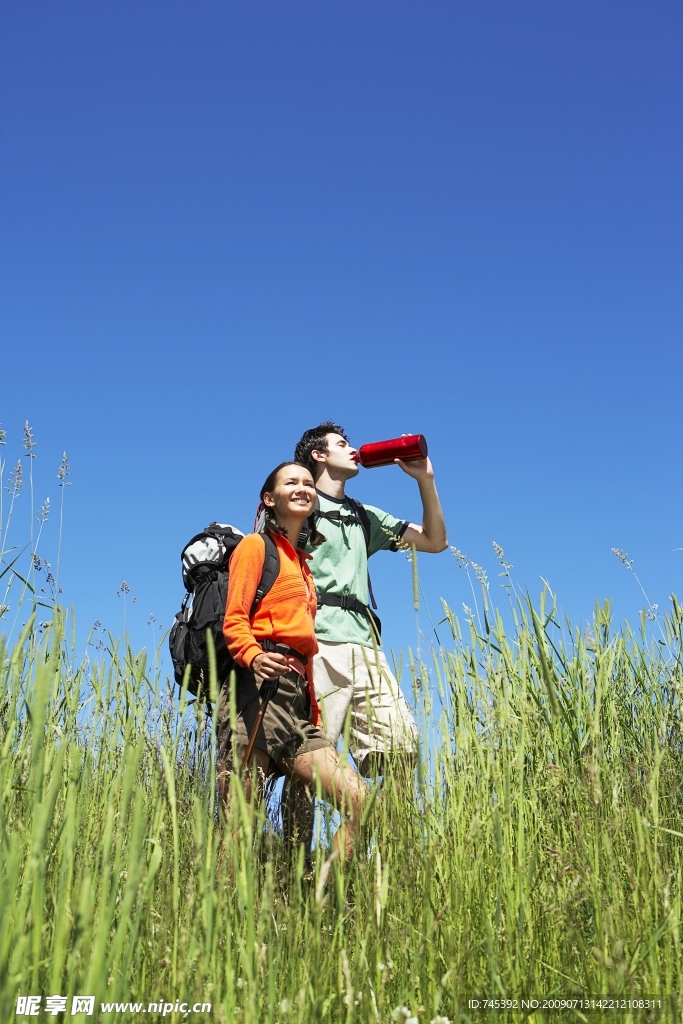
[394,434,434,481]
[251,651,289,680]
[393,436,448,552]
[395,456,434,480]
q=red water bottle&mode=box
[356,434,428,469]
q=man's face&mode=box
[313,432,359,480]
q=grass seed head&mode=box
[471,561,488,588]
[23,420,36,455]
[380,523,411,551]
[611,547,633,568]
[37,496,50,524]
[57,451,71,483]
[450,546,469,569]
[6,459,23,495]
[492,540,513,573]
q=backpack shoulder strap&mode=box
[347,498,371,557]
[313,495,378,610]
[346,498,378,611]
[314,496,371,553]
[249,533,281,617]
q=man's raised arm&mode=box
[396,456,448,553]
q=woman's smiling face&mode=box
[263,465,316,522]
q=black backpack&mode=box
[169,523,280,699]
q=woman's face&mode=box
[263,465,316,522]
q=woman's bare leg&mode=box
[283,747,367,861]
[216,746,272,881]
[219,746,272,816]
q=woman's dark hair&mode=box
[259,461,325,548]
[294,421,348,478]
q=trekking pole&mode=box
[242,676,279,769]
[241,643,290,770]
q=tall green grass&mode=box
[1,593,682,1023]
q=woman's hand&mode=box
[251,651,290,680]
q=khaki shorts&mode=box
[217,666,331,775]
[313,641,418,773]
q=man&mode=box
[291,421,448,781]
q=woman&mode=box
[219,461,366,861]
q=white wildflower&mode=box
[391,1009,412,1023]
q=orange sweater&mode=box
[223,532,320,720]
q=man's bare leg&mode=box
[358,750,417,782]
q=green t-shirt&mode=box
[305,489,408,647]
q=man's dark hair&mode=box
[294,422,349,478]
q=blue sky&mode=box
[1,1,681,665]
